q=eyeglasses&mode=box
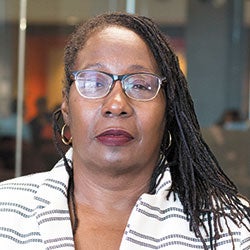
[70,70,166,101]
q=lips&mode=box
[96,129,134,146]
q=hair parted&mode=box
[53,12,250,249]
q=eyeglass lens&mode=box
[74,71,161,101]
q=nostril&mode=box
[105,111,112,117]
[104,110,128,117]
[120,111,127,116]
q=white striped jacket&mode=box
[0,148,249,249]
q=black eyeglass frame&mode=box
[70,70,166,101]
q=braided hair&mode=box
[53,12,250,249]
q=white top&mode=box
[0,148,249,249]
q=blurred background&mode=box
[0,0,249,198]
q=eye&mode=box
[87,80,104,88]
[130,79,152,91]
[78,78,105,89]
[96,81,105,88]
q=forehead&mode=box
[94,26,139,39]
[75,26,158,73]
[84,26,147,49]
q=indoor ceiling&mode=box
[0,0,249,26]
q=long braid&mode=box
[57,12,250,249]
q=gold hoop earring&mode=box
[167,130,172,150]
[61,124,72,145]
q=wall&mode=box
[186,0,246,126]
[202,127,250,199]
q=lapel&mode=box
[34,149,75,249]
[119,168,172,249]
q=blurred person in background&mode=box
[0,99,32,170]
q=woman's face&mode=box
[62,26,166,176]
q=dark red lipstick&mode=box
[96,129,134,146]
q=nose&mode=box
[101,81,134,118]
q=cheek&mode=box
[68,97,96,141]
[138,104,166,143]
[146,94,166,133]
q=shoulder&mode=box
[0,172,50,233]
[0,172,49,201]
[0,162,69,219]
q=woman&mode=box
[0,12,249,249]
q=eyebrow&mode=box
[127,64,155,72]
[81,63,155,73]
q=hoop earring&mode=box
[167,130,172,150]
[61,124,72,145]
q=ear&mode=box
[61,88,70,125]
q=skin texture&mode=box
[61,26,166,249]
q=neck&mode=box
[73,164,152,213]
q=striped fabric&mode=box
[0,148,249,249]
